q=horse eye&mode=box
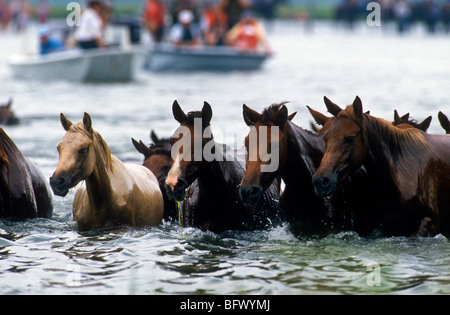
[345,136,356,144]
[79,147,89,155]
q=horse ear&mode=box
[150,130,159,144]
[202,101,213,126]
[242,104,260,126]
[60,113,73,131]
[418,116,432,132]
[276,105,288,127]
[288,111,297,121]
[307,105,328,126]
[323,96,343,116]
[83,112,93,133]
[6,98,12,108]
[394,110,401,123]
[353,96,363,119]
[132,138,152,159]
[172,100,187,123]
[438,111,450,134]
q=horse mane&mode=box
[341,106,432,175]
[0,129,9,166]
[260,102,290,124]
[70,122,113,172]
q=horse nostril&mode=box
[320,177,330,187]
[249,186,260,197]
[176,178,186,189]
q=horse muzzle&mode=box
[239,185,263,207]
[49,174,72,197]
[312,173,338,197]
[164,177,188,201]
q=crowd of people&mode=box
[142,0,272,53]
[0,0,44,32]
[335,0,450,33]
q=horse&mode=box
[239,102,374,236]
[312,96,450,236]
[392,110,432,132]
[0,128,53,219]
[0,98,19,125]
[308,101,432,133]
[50,113,163,231]
[132,130,177,221]
[164,101,283,233]
[438,111,450,134]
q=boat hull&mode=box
[9,48,142,83]
[145,44,269,71]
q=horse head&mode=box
[50,112,106,197]
[164,100,213,201]
[239,102,295,207]
[312,96,368,197]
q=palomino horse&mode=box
[239,103,374,235]
[132,130,177,220]
[0,128,53,219]
[0,98,19,125]
[438,111,450,134]
[164,101,282,232]
[50,113,163,231]
[312,96,450,236]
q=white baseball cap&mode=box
[179,10,194,24]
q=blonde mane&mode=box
[70,121,113,173]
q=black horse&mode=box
[0,128,52,219]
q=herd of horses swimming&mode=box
[1,96,450,238]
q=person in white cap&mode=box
[169,9,202,46]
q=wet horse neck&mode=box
[197,143,242,205]
[281,122,325,189]
[85,137,114,208]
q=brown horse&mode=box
[392,110,432,132]
[164,101,282,233]
[132,130,177,221]
[0,99,19,125]
[0,128,53,219]
[438,111,450,134]
[239,103,374,235]
[50,113,163,231]
[312,96,450,236]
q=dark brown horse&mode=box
[0,128,52,219]
[164,101,283,233]
[312,96,450,236]
[0,99,19,125]
[132,130,177,221]
[392,110,432,132]
[239,103,373,236]
[438,111,450,134]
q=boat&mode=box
[145,44,270,71]
[9,47,144,83]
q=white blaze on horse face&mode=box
[166,152,182,190]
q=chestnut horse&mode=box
[164,101,283,233]
[0,128,53,219]
[392,110,432,132]
[239,103,374,236]
[312,96,450,236]
[132,131,177,220]
[50,113,163,231]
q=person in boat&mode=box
[219,0,251,29]
[74,0,105,49]
[225,11,272,54]
[201,2,228,46]
[169,9,202,47]
[143,0,166,43]
[38,24,64,55]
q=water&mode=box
[1,21,450,295]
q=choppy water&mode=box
[1,21,450,295]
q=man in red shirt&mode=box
[143,0,166,43]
